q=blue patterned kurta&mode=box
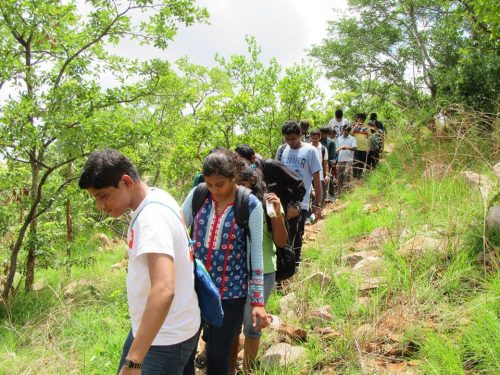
[182,189,264,306]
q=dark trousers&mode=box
[286,209,308,266]
[117,329,199,375]
[367,150,380,169]
[353,150,367,179]
[205,298,246,375]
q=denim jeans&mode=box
[117,329,199,375]
[205,297,246,375]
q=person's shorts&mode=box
[243,272,276,339]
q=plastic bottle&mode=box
[264,194,277,218]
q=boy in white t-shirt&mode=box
[79,149,200,375]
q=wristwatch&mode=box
[124,359,143,369]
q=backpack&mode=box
[191,183,251,234]
[276,143,287,162]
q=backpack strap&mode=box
[234,185,251,233]
[191,182,210,222]
[277,143,287,162]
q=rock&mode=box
[486,205,500,233]
[357,296,371,307]
[362,203,387,214]
[63,280,94,298]
[261,343,306,368]
[279,292,297,318]
[353,228,390,251]
[342,250,381,267]
[358,277,384,291]
[310,305,333,322]
[111,258,128,270]
[268,314,281,330]
[315,327,342,337]
[423,163,449,179]
[278,323,307,341]
[91,233,112,248]
[331,202,349,212]
[354,324,376,341]
[398,235,447,258]
[303,272,331,286]
[384,143,394,154]
[493,162,500,179]
[33,280,46,291]
[352,256,385,276]
[459,171,494,199]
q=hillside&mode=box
[1,130,498,374]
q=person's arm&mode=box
[265,194,287,247]
[322,147,329,180]
[248,201,267,329]
[311,171,322,218]
[121,254,175,374]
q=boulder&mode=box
[493,161,500,179]
[486,205,500,233]
[342,250,381,267]
[398,235,446,258]
[261,343,306,368]
[303,272,331,286]
[310,305,333,322]
[352,256,385,276]
[423,163,449,179]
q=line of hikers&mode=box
[78,110,386,375]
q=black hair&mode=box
[234,144,255,162]
[281,121,301,136]
[343,126,352,133]
[335,109,343,118]
[357,113,367,121]
[78,148,140,189]
[310,128,321,136]
[370,113,377,120]
[237,163,265,201]
[202,150,244,179]
[299,120,310,128]
[320,126,330,134]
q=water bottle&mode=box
[264,193,277,218]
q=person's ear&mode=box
[121,174,134,187]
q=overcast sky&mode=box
[110,0,349,96]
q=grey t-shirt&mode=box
[276,143,321,210]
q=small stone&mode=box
[459,171,494,199]
[279,292,297,318]
[358,277,384,291]
[423,163,449,179]
[303,272,332,286]
[493,162,500,179]
[342,251,381,267]
[352,256,385,276]
[268,314,281,330]
[278,323,307,341]
[354,324,376,341]
[310,305,333,322]
[261,343,306,368]
[398,235,447,258]
[486,205,500,233]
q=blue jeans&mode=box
[205,297,246,375]
[117,329,199,375]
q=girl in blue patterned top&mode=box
[182,150,267,375]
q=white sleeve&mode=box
[134,206,175,259]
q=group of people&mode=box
[77,109,385,375]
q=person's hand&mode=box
[286,204,300,220]
[252,306,269,330]
[325,175,330,184]
[118,367,141,375]
[265,193,282,216]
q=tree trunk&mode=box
[66,162,73,252]
[25,158,40,292]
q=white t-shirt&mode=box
[276,143,322,210]
[127,188,200,346]
[328,118,349,135]
[312,143,328,180]
[335,135,357,162]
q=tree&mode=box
[0,0,207,298]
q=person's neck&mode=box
[130,181,149,211]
